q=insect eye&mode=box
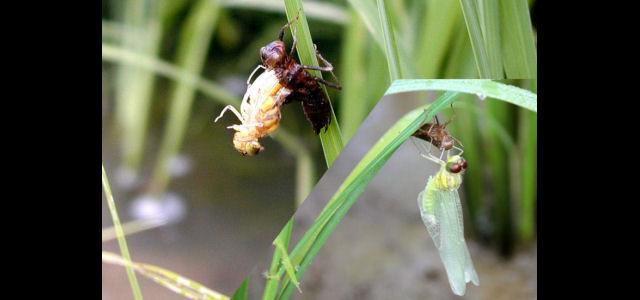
[460,159,467,169]
[448,163,462,173]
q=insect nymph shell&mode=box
[230,69,292,156]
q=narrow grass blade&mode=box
[500,0,537,78]
[149,0,221,195]
[339,8,368,142]
[262,219,293,300]
[478,0,504,78]
[231,277,249,300]
[518,80,536,240]
[485,98,514,255]
[221,0,347,25]
[385,79,537,112]
[284,0,344,167]
[458,0,492,77]
[102,165,144,300]
[103,251,230,300]
[443,22,478,78]
[273,236,301,293]
[346,0,384,48]
[416,0,462,78]
[276,92,463,299]
[114,0,162,172]
[102,218,167,242]
[376,0,402,80]
[102,44,237,106]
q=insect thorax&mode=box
[433,170,462,190]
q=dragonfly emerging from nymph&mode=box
[410,104,479,296]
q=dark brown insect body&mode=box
[215,15,341,155]
[260,15,341,134]
[412,104,463,151]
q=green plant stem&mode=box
[416,0,461,78]
[102,164,144,300]
[518,80,536,240]
[339,8,368,142]
[276,93,462,299]
[376,0,402,80]
[262,219,293,300]
[458,0,492,77]
[115,0,162,172]
[149,0,221,195]
[283,0,344,167]
[102,44,237,106]
[500,0,537,78]
[221,0,347,25]
[478,0,504,78]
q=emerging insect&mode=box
[417,153,479,296]
[412,104,463,159]
[215,14,341,156]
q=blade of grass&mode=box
[114,0,162,172]
[500,0,537,78]
[458,0,492,77]
[102,165,144,300]
[376,0,402,80]
[416,0,462,78]
[385,79,537,112]
[276,92,462,299]
[518,80,536,240]
[102,218,167,243]
[103,251,230,300]
[478,0,504,78]
[273,236,301,293]
[339,8,368,142]
[485,97,513,255]
[221,0,347,25]
[262,219,293,300]
[149,0,221,195]
[363,36,390,112]
[346,0,384,48]
[443,21,478,78]
[283,0,344,167]
[231,277,250,300]
[102,44,237,106]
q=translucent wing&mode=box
[432,187,479,296]
[418,177,440,248]
[410,136,439,159]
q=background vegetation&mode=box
[102,0,537,299]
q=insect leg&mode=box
[278,12,300,41]
[451,135,464,148]
[289,22,298,58]
[215,105,244,123]
[443,103,457,127]
[246,65,265,86]
[301,44,342,90]
[452,145,464,156]
[310,75,342,90]
[420,152,445,165]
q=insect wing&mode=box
[433,187,479,295]
[418,177,440,248]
